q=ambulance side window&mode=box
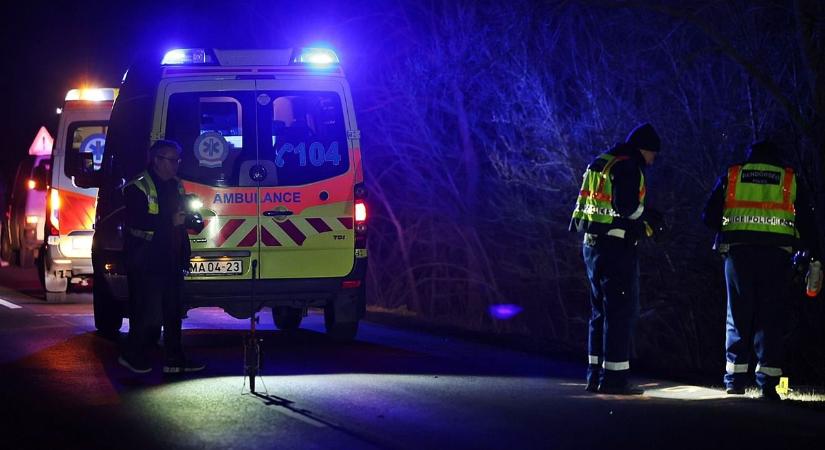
[166,92,254,187]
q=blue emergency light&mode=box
[161,48,214,65]
[292,48,340,66]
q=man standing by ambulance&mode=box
[118,140,205,374]
[702,140,817,400]
[570,123,664,395]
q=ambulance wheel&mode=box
[272,307,303,331]
[0,232,12,263]
[93,271,122,335]
[324,303,359,341]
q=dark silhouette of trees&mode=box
[319,0,825,382]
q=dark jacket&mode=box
[124,168,191,275]
[702,147,818,257]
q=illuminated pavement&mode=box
[0,266,823,449]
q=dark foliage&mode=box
[348,0,825,384]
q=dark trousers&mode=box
[584,237,640,388]
[724,245,791,390]
[126,269,184,361]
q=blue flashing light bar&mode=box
[292,48,340,66]
[162,48,213,65]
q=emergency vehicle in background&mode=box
[1,126,53,268]
[70,48,367,339]
[40,88,116,300]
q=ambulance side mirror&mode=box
[69,152,102,188]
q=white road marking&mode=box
[0,298,22,309]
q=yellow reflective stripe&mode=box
[588,355,601,365]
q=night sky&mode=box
[0,0,375,186]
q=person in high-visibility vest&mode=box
[570,123,665,395]
[118,140,205,375]
[702,140,818,400]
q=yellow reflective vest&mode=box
[124,170,185,241]
[571,153,645,236]
[721,163,798,238]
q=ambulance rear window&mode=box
[166,92,254,187]
[166,90,349,187]
[261,91,349,186]
[64,122,109,176]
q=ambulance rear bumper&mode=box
[186,258,365,301]
[184,258,367,318]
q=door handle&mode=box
[263,210,294,217]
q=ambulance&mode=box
[74,48,368,339]
[41,88,116,300]
[1,126,52,268]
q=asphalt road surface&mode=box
[0,265,823,450]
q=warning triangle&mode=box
[28,126,54,156]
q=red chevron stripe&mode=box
[215,219,244,247]
[237,227,258,247]
[261,226,281,246]
[306,218,332,233]
[276,219,306,245]
[338,217,353,229]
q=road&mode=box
[0,265,823,450]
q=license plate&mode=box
[188,259,242,275]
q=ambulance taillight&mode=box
[355,202,367,223]
[354,183,367,249]
[46,188,60,236]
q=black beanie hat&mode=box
[625,123,661,152]
[747,139,779,160]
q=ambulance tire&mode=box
[272,307,303,331]
[0,232,13,264]
[93,272,122,335]
[324,299,359,341]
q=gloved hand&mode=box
[642,208,668,243]
[791,250,810,289]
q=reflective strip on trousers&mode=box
[606,229,626,238]
[755,364,782,377]
[628,204,644,220]
[602,360,630,371]
[725,361,749,374]
[588,355,600,365]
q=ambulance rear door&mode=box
[54,112,109,256]
[253,79,355,279]
[163,80,260,281]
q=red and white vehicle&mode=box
[1,126,52,268]
[40,88,116,299]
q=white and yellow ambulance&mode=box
[73,48,367,339]
[41,88,116,300]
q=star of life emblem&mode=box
[194,132,229,168]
